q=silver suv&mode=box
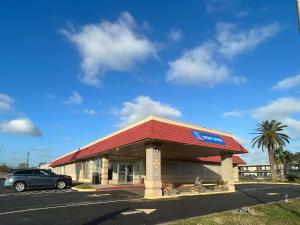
[4,169,72,192]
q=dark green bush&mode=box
[286,174,297,181]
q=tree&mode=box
[17,163,29,169]
[252,120,290,181]
[274,147,293,180]
[286,152,300,171]
[0,163,12,173]
[290,152,300,164]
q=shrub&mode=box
[286,174,297,181]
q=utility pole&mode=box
[26,152,30,168]
[297,0,300,32]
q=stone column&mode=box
[101,156,109,185]
[233,165,239,182]
[89,160,93,180]
[220,153,235,192]
[144,143,162,198]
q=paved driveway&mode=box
[0,183,299,225]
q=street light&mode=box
[26,152,30,168]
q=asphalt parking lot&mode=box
[0,182,299,225]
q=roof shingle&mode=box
[50,117,247,167]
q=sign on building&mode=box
[192,130,225,145]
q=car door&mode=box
[25,170,41,187]
[37,170,55,187]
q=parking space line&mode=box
[0,189,73,197]
[0,198,142,216]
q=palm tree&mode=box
[251,120,290,181]
[274,147,293,180]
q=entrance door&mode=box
[126,164,133,183]
[119,164,133,184]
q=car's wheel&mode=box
[56,180,66,190]
[14,182,26,192]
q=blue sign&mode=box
[192,130,225,145]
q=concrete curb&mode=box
[71,187,96,192]
[96,185,144,192]
[236,182,300,185]
[144,190,234,200]
[72,184,144,192]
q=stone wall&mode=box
[52,158,236,184]
[161,160,222,184]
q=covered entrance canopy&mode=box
[50,116,247,197]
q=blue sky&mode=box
[1,0,300,166]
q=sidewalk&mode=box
[72,183,145,194]
[92,183,145,191]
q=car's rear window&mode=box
[6,170,15,175]
[14,170,37,175]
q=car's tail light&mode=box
[4,175,11,179]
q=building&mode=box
[50,116,248,198]
[38,162,51,170]
[238,164,271,179]
[197,155,246,182]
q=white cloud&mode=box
[114,96,182,127]
[205,0,249,18]
[0,94,14,104]
[83,109,97,115]
[205,0,233,13]
[167,42,244,87]
[232,135,248,146]
[240,148,269,164]
[64,91,82,105]
[0,93,14,112]
[251,97,300,139]
[236,11,249,18]
[167,22,279,87]
[273,74,300,90]
[167,29,182,42]
[0,118,42,137]
[221,110,243,117]
[62,12,157,86]
[216,22,281,58]
[252,97,300,120]
[167,43,229,86]
[0,94,41,137]
[283,118,300,133]
[46,94,56,100]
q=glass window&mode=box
[14,170,36,175]
[39,170,51,176]
[83,161,90,179]
[93,159,101,172]
[108,162,113,180]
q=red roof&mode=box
[197,155,246,165]
[50,118,248,167]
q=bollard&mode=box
[284,194,288,202]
